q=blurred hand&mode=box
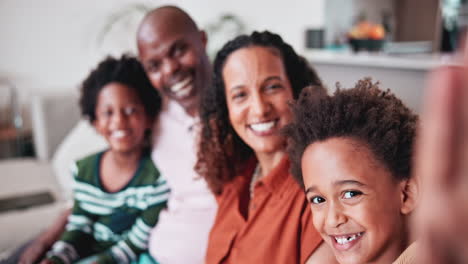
[18,240,48,264]
[18,208,71,264]
[412,43,468,263]
[39,259,54,264]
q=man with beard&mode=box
[15,6,217,264]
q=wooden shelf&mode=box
[0,126,34,159]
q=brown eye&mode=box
[232,91,247,101]
[123,106,136,115]
[173,43,187,57]
[343,190,362,199]
[103,109,113,117]
[266,83,282,91]
[311,196,326,204]
[146,61,161,73]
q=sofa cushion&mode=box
[51,120,107,200]
[0,158,64,252]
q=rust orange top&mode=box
[205,156,323,264]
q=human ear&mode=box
[400,177,419,215]
[199,30,208,48]
[145,115,154,130]
[92,119,103,136]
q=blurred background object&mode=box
[393,0,441,52]
[97,4,247,60]
[0,79,32,159]
[459,0,468,25]
[305,28,325,49]
[0,92,90,256]
[96,3,153,57]
[347,20,386,52]
[440,0,462,52]
[323,0,443,53]
[205,13,247,59]
[323,0,394,51]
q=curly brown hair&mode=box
[196,31,324,194]
[285,79,418,188]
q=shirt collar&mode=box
[236,155,292,195]
[259,155,291,194]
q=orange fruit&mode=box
[369,25,385,40]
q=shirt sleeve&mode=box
[95,176,170,263]
[47,198,97,264]
[300,200,324,264]
[47,162,97,264]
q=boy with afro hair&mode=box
[42,55,169,264]
[286,79,419,264]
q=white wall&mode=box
[0,0,140,98]
[0,0,325,101]
[314,64,427,113]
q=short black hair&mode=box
[285,79,418,188]
[79,54,161,122]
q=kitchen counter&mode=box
[302,49,456,112]
[303,49,453,71]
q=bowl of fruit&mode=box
[348,22,386,52]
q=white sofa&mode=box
[0,93,106,257]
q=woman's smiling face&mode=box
[222,46,293,155]
[301,137,411,264]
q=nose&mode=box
[250,92,271,117]
[161,57,179,76]
[325,201,347,229]
[111,109,128,128]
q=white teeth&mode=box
[112,130,128,139]
[250,121,276,132]
[334,232,363,245]
[175,85,192,97]
[170,76,193,97]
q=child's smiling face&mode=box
[301,137,415,264]
[93,82,151,154]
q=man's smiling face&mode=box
[137,13,209,115]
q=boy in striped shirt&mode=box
[42,55,169,264]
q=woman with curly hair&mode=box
[285,80,419,264]
[196,31,336,263]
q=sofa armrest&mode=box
[0,159,66,252]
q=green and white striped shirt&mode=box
[47,151,170,264]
